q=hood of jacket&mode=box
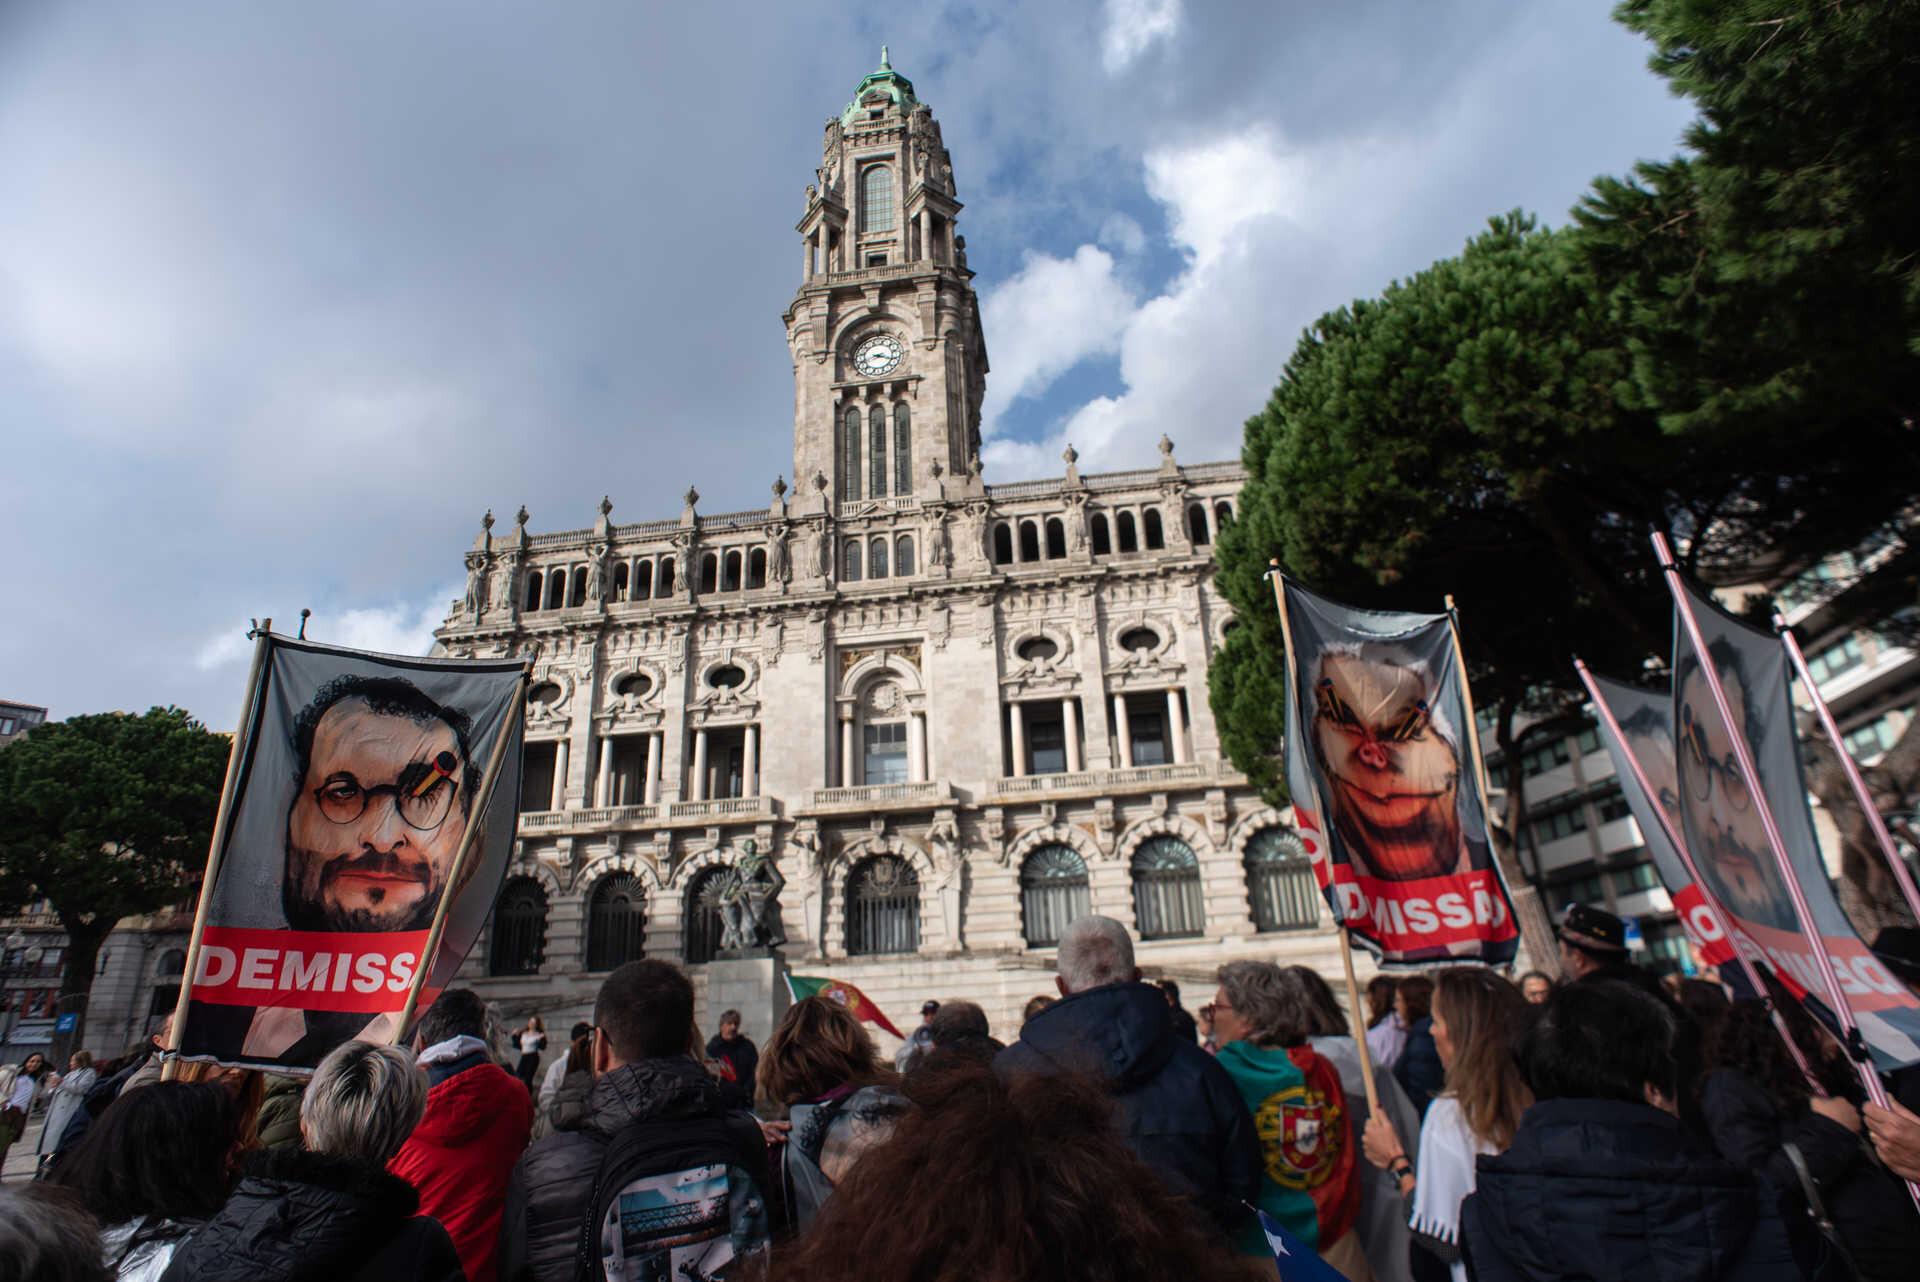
[1002,981,1177,1091]
[406,1057,528,1149]
[582,1055,729,1138]
[161,1148,420,1282]
[1468,1097,1775,1282]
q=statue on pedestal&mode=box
[719,839,787,953]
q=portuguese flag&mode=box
[785,974,906,1039]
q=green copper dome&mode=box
[841,46,917,126]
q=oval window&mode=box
[615,672,652,698]
[1120,627,1160,653]
[709,665,747,690]
[527,682,563,705]
[1017,637,1058,662]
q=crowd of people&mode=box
[7,902,1920,1281]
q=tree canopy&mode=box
[0,707,230,1024]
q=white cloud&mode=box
[978,244,1135,435]
[1102,0,1182,74]
[1097,212,1146,256]
[192,581,457,677]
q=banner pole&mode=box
[164,623,274,1080]
[1652,534,1897,1127]
[1337,926,1382,1116]
[1575,659,1823,1092]
[1268,562,1344,925]
[1773,613,1920,926]
[392,665,531,1044]
[1442,596,1500,814]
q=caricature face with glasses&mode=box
[1677,663,1795,931]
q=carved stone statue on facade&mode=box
[766,524,791,583]
[463,553,488,616]
[718,838,787,954]
[927,813,965,951]
[927,513,951,568]
[493,559,516,613]
[584,545,606,604]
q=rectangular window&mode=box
[1128,701,1168,767]
[520,742,558,813]
[1577,726,1601,754]
[1522,739,1572,775]
[1807,634,1866,684]
[0,719,13,735]
[866,252,887,268]
[1028,713,1067,775]
[1532,803,1589,844]
[1610,862,1660,895]
[864,723,908,785]
[1595,788,1632,823]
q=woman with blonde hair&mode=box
[757,995,907,1231]
[1362,967,1531,1282]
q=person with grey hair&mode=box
[1211,960,1373,1279]
[0,1184,111,1282]
[996,915,1260,1236]
[157,1041,462,1282]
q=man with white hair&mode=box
[996,915,1261,1235]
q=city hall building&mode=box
[433,53,1351,1043]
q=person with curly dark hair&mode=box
[771,1064,1270,1282]
[1699,997,1920,1281]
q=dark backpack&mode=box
[572,1111,770,1282]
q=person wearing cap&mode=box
[1557,904,1661,997]
[894,1001,940,1071]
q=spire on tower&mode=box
[879,45,890,70]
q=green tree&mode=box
[0,708,230,1041]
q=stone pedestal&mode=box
[704,954,792,1050]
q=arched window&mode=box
[893,403,911,495]
[1091,515,1112,556]
[1131,836,1204,940]
[1117,512,1139,553]
[612,561,630,600]
[747,547,767,589]
[699,553,719,594]
[586,873,646,970]
[861,164,894,234]
[524,570,543,611]
[1144,509,1165,550]
[489,877,548,975]
[571,566,589,606]
[545,571,566,610]
[894,534,915,576]
[841,407,862,501]
[993,523,1014,565]
[1045,518,1067,559]
[847,855,919,955]
[870,405,888,498]
[1020,845,1090,948]
[1245,828,1319,932]
[683,865,731,966]
[1018,521,1040,562]
[843,539,863,581]
[869,536,889,579]
[1187,503,1210,545]
[149,949,187,1017]
[656,557,675,595]
[1215,500,1233,528]
[722,550,742,592]
[633,560,653,601]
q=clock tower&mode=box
[785,50,988,505]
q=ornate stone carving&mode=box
[584,543,607,604]
[717,838,786,952]
[765,523,791,583]
[463,552,489,616]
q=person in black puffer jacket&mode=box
[498,961,771,1282]
[1462,981,1800,1282]
[993,916,1259,1238]
[158,1040,461,1282]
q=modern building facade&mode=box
[0,700,47,749]
[431,53,1350,1044]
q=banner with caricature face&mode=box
[1279,579,1518,964]
[176,636,525,1073]
[1669,581,1920,1070]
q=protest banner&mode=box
[1271,572,1519,967]
[170,631,527,1073]
[1658,537,1920,1075]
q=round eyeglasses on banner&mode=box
[312,751,461,830]
[1679,703,1752,814]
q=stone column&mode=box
[908,712,927,782]
[644,732,661,806]
[840,716,856,788]
[1008,701,1026,778]
[550,739,569,812]
[743,724,759,798]
[1114,694,1133,769]
[691,729,709,801]
[1062,698,1081,774]
[1167,688,1189,765]
[596,736,613,807]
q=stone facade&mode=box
[432,53,1355,1048]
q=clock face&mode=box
[853,334,905,377]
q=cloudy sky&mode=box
[0,1,1695,729]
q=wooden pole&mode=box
[1441,596,1499,816]
[1774,613,1920,925]
[1337,926,1382,1115]
[164,624,273,1080]
[392,668,530,1042]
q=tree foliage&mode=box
[0,708,230,1015]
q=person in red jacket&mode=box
[390,988,534,1282]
